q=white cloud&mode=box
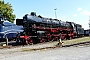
[73,14,77,16]
[61,16,66,18]
[81,10,90,16]
[77,8,82,11]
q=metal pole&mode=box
[2,35,8,46]
[5,36,8,46]
[54,8,57,19]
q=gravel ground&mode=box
[0,45,90,60]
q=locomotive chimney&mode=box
[31,12,36,16]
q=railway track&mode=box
[29,41,90,51]
[0,40,90,51]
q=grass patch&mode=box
[62,37,90,45]
[20,48,33,52]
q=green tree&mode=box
[0,1,16,23]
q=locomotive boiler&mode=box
[22,12,72,29]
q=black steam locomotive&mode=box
[16,12,84,44]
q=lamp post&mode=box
[54,8,57,19]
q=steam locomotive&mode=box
[16,12,84,44]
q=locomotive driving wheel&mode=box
[28,38,33,45]
[40,38,45,43]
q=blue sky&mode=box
[4,0,90,29]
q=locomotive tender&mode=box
[16,12,84,44]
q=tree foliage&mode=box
[0,1,16,23]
